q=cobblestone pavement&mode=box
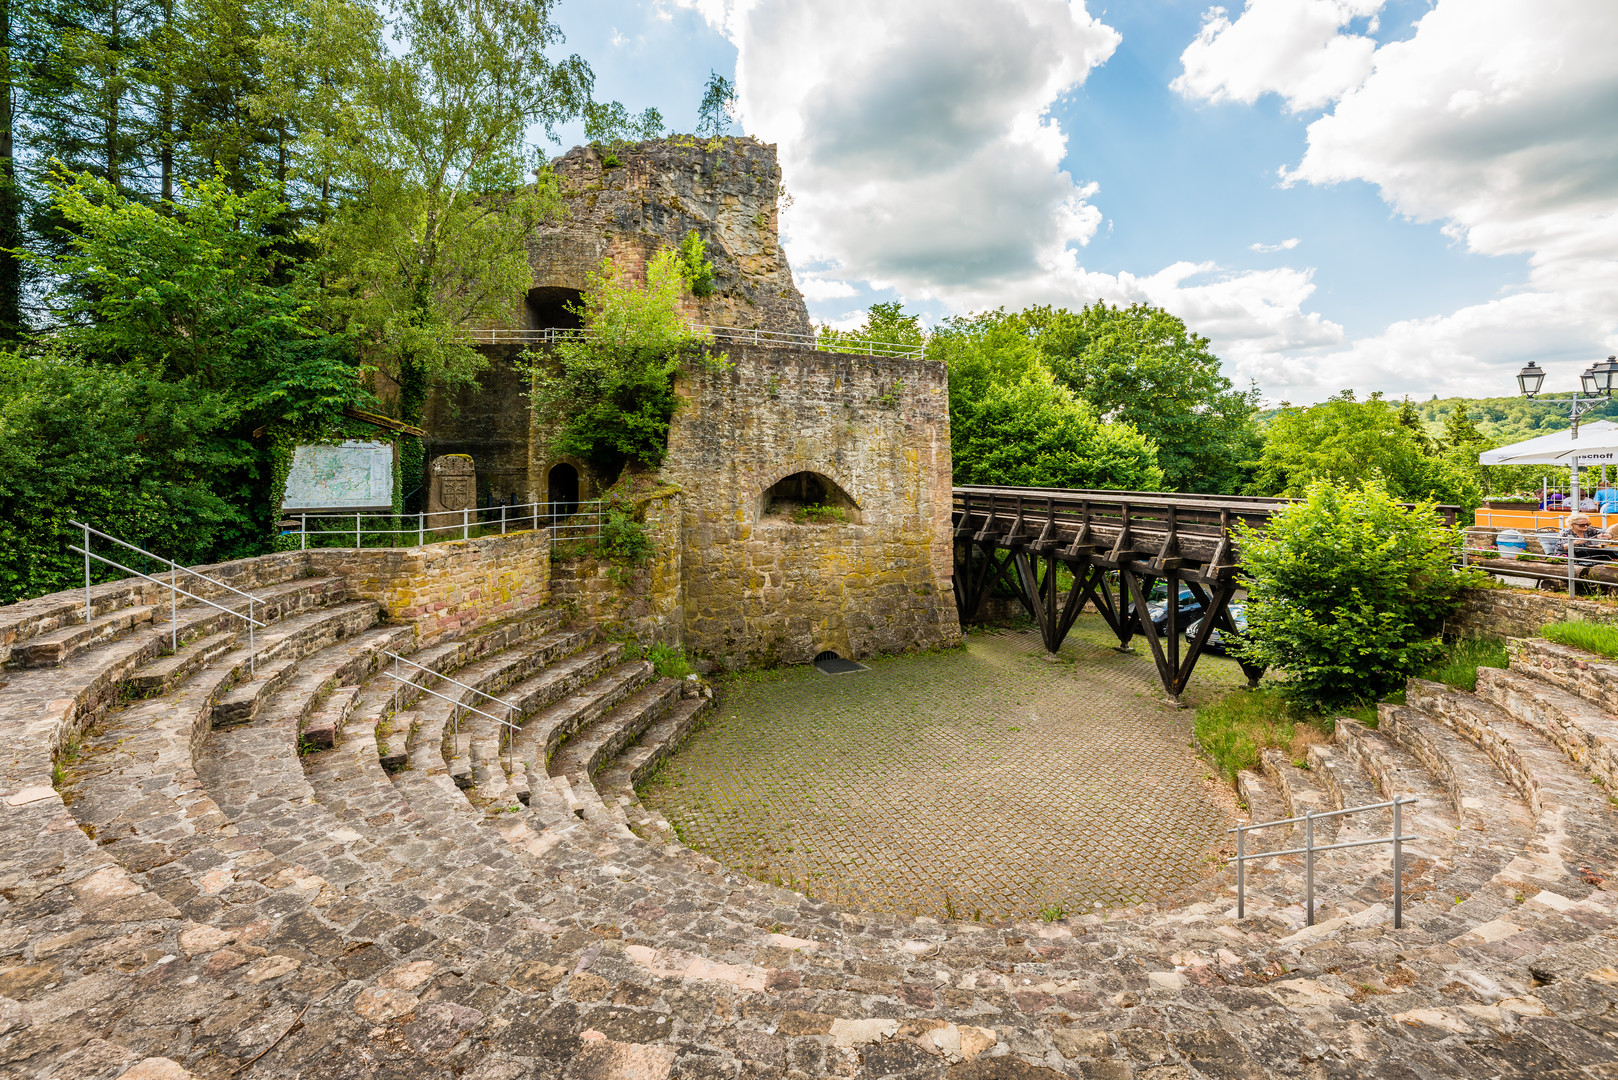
[642,616,1248,921]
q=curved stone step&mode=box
[551,677,683,781]
[210,601,382,727]
[602,697,713,840]
[1261,748,1337,840]
[516,660,655,773]
[15,603,158,667]
[1510,636,1618,714]
[1477,665,1618,790]
[1407,678,1618,894]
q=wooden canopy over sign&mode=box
[951,484,1458,701]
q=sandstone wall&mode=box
[306,532,551,645]
[661,346,961,667]
[530,137,810,335]
[549,489,684,645]
[423,345,535,505]
[1447,586,1618,640]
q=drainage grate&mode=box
[813,650,868,675]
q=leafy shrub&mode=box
[598,498,653,565]
[1236,478,1483,709]
[646,642,694,680]
[679,230,716,297]
[792,503,847,525]
[1541,620,1618,660]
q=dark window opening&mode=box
[759,471,859,523]
[548,462,580,518]
[526,286,585,331]
[814,650,868,675]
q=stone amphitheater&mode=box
[2,545,1617,1080]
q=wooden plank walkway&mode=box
[951,484,1458,701]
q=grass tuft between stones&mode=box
[1541,619,1618,660]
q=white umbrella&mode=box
[1479,420,1618,466]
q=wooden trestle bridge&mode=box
[952,485,1459,701]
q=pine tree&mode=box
[1442,400,1484,452]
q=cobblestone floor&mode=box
[641,615,1247,921]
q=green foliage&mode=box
[679,230,716,298]
[1540,620,1618,660]
[1236,478,1484,709]
[695,71,736,139]
[598,496,653,565]
[1009,302,1261,495]
[1194,687,1321,783]
[528,249,722,469]
[935,318,1163,490]
[1247,391,1480,512]
[817,302,923,355]
[646,642,694,680]
[1421,636,1509,692]
[584,100,665,147]
[792,503,847,525]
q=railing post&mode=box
[419,512,425,547]
[301,514,307,551]
[1392,798,1403,929]
[463,508,469,540]
[356,513,361,549]
[83,523,92,623]
[502,503,507,535]
[248,598,255,676]
[170,560,178,654]
[1304,810,1315,926]
[1236,825,1245,919]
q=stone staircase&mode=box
[3,565,1617,1078]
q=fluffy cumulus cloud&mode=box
[1180,0,1618,401]
[1173,0,1385,113]
[673,0,1340,382]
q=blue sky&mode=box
[542,1,1617,405]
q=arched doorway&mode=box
[526,286,585,331]
[548,462,580,518]
[758,471,861,523]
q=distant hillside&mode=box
[1415,394,1615,446]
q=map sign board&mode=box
[282,441,394,512]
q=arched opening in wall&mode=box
[758,471,861,525]
[526,286,585,331]
[548,462,580,518]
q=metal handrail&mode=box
[381,652,523,771]
[72,520,265,608]
[69,545,264,675]
[466,323,927,360]
[290,500,604,550]
[1231,796,1418,928]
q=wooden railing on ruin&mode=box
[951,484,1459,702]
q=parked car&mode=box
[1124,580,1206,635]
[1183,602,1248,656]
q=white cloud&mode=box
[1249,237,1300,253]
[671,0,1341,372]
[1259,0,1618,401]
[796,278,860,301]
[609,28,628,46]
[1173,0,1385,112]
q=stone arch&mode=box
[756,469,863,524]
[540,454,594,512]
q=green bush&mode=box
[647,642,694,680]
[792,503,847,525]
[1541,620,1618,660]
[598,498,653,565]
[679,230,716,298]
[1236,477,1484,709]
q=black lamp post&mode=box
[1516,355,1618,437]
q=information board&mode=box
[282,441,394,512]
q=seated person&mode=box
[1598,482,1618,513]
[1559,514,1616,561]
[1580,493,1601,512]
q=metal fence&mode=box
[287,500,604,549]
[1232,796,1419,928]
[465,323,926,360]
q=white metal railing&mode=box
[465,323,926,360]
[1457,536,1617,596]
[380,652,523,769]
[289,500,603,550]
[1232,796,1420,928]
[68,521,267,674]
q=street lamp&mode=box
[1516,356,1616,438]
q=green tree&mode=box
[935,318,1163,490]
[315,0,592,504]
[1248,391,1478,510]
[527,248,721,469]
[1396,395,1434,454]
[1012,301,1260,494]
[1236,478,1481,709]
[817,301,923,354]
[695,69,733,138]
[1441,399,1484,453]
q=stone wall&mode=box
[307,531,552,645]
[423,345,534,505]
[549,489,684,645]
[1447,585,1618,640]
[661,346,962,667]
